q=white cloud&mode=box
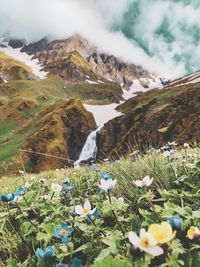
[0,0,199,79]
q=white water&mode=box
[0,40,47,79]
[74,127,100,167]
[75,76,165,166]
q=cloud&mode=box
[0,0,199,78]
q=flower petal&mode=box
[128,232,140,247]
[144,245,164,256]
[84,199,91,210]
[75,205,83,215]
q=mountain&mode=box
[97,72,200,158]
[0,52,36,82]
[0,34,199,174]
[22,34,161,88]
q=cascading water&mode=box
[74,127,101,167]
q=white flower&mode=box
[128,229,163,257]
[19,170,25,176]
[30,176,35,181]
[39,178,46,184]
[24,182,31,188]
[133,176,153,188]
[8,195,23,205]
[75,200,96,217]
[41,195,49,201]
[183,142,190,148]
[99,179,117,192]
[163,151,171,158]
[168,141,177,146]
[51,183,62,193]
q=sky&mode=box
[0,0,199,78]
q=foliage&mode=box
[0,147,200,266]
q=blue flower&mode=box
[56,258,83,267]
[15,187,28,196]
[54,223,73,244]
[0,186,28,203]
[35,246,54,260]
[167,216,183,230]
[0,193,15,202]
[87,209,99,223]
[61,179,77,194]
[99,172,112,181]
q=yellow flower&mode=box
[148,222,176,244]
[187,226,200,240]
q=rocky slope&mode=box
[0,52,36,82]
[22,34,159,88]
[97,77,200,158]
[22,99,96,172]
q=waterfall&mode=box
[74,127,100,167]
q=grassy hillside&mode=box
[98,81,200,158]
[0,146,200,266]
[0,73,122,174]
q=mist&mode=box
[0,0,199,78]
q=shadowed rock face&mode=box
[97,83,200,159]
[23,99,96,172]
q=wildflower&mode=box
[15,187,28,196]
[41,195,49,201]
[39,178,46,184]
[128,229,163,256]
[54,223,73,244]
[24,182,31,189]
[133,176,153,188]
[183,142,190,149]
[19,170,26,176]
[168,141,177,146]
[187,226,200,240]
[0,193,15,202]
[62,179,77,192]
[148,222,176,244]
[87,208,99,222]
[35,246,54,260]
[163,151,172,158]
[167,216,183,230]
[30,176,36,181]
[99,171,113,180]
[51,183,62,193]
[75,200,96,218]
[99,178,117,192]
[0,186,28,203]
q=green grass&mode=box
[0,147,199,266]
[0,120,17,141]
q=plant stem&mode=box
[16,202,38,230]
[6,205,33,254]
[50,192,55,201]
[88,215,106,237]
[23,195,40,217]
[107,191,125,235]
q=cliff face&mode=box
[97,81,200,158]
[22,99,96,172]
[22,34,156,87]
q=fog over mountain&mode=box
[0,0,199,78]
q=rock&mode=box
[97,83,200,159]
[22,34,155,87]
[23,99,96,172]
[8,39,26,48]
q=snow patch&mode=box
[0,40,47,79]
